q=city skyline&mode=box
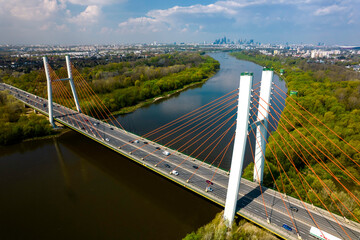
[0,0,359,45]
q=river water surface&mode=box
[0,52,286,239]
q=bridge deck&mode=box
[1,82,359,240]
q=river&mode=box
[0,52,286,240]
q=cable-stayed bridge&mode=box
[1,56,360,240]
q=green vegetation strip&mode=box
[183,211,278,240]
[0,91,55,145]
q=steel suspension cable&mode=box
[273,84,360,168]
[270,90,360,185]
[247,132,270,221]
[141,90,239,139]
[165,104,237,153]
[248,107,338,238]
[171,114,236,171]
[155,107,237,167]
[254,92,360,208]
[186,120,237,181]
[49,67,102,138]
[251,98,360,228]
[206,133,235,188]
[71,65,126,130]
[119,94,238,149]
[247,113,298,233]
[129,97,237,153]
[71,70,112,122]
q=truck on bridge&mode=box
[309,226,342,240]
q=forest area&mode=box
[0,91,54,145]
[1,52,219,115]
[231,51,360,221]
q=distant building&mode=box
[311,50,329,58]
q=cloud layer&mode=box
[0,0,359,44]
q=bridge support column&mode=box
[224,72,253,226]
[253,69,273,184]
[65,56,81,113]
[43,56,55,128]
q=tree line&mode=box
[79,52,219,113]
[0,91,54,145]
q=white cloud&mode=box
[66,0,123,6]
[40,22,68,31]
[147,3,236,18]
[69,5,101,25]
[117,0,265,34]
[0,0,359,44]
[314,4,347,16]
[117,0,359,37]
[0,0,63,21]
[118,17,167,33]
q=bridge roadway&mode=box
[1,82,360,240]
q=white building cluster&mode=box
[310,50,341,58]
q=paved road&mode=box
[1,82,359,240]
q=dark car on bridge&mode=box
[206,180,213,185]
[289,206,298,212]
[282,224,292,231]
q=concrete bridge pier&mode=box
[43,56,55,128]
[65,56,81,113]
[253,69,273,184]
[224,72,253,226]
[43,56,81,128]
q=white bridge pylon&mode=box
[224,69,273,226]
[43,56,81,127]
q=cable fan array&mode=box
[36,61,359,239]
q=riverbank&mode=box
[111,71,214,115]
[21,127,70,143]
[91,53,220,116]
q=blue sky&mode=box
[0,0,359,45]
